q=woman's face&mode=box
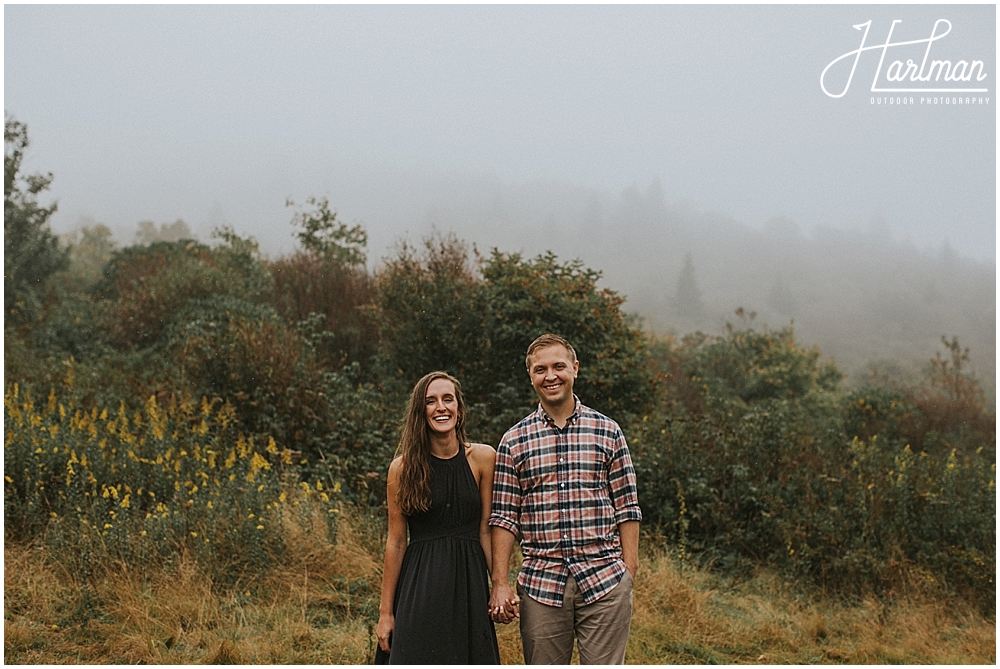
[424,378,459,436]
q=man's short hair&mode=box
[525,334,578,371]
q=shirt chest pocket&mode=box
[566,444,611,489]
[514,443,558,492]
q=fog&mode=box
[4,4,995,382]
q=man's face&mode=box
[527,344,579,409]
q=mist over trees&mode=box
[384,176,994,391]
[134,218,195,245]
[56,163,994,394]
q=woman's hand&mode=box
[489,581,520,624]
[377,459,406,654]
[376,613,394,652]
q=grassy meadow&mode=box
[4,509,994,664]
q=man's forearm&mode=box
[619,520,639,577]
[490,526,517,584]
[488,526,520,623]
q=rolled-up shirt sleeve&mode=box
[488,437,522,535]
[608,429,643,525]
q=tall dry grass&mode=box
[5,506,380,664]
[5,519,994,664]
[628,547,995,664]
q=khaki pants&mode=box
[518,571,633,665]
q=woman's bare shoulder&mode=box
[466,442,497,464]
[387,455,404,478]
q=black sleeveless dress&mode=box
[375,447,500,665]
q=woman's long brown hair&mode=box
[394,371,468,517]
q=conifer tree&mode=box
[672,252,707,326]
[767,273,797,316]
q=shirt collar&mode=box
[535,395,582,426]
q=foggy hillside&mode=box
[90,172,994,392]
[348,177,995,389]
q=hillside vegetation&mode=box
[5,117,995,663]
[407,178,995,388]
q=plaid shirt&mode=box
[489,396,642,607]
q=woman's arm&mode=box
[470,443,497,574]
[376,458,407,653]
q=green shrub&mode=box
[374,234,656,445]
[268,251,377,371]
[94,230,272,351]
[632,326,995,612]
[3,383,341,586]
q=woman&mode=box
[375,371,500,664]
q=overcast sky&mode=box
[4,4,996,263]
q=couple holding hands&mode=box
[375,334,641,665]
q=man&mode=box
[488,333,642,664]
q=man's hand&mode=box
[488,580,520,624]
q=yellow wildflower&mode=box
[246,452,271,482]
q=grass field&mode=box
[4,511,994,664]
